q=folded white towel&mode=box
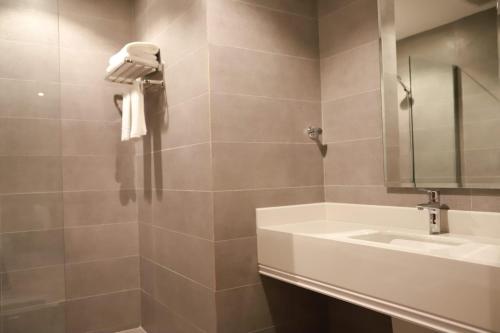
[121,93,131,141]
[130,80,147,139]
[122,42,159,56]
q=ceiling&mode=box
[395,0,497,39]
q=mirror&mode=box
[379,0,500,188]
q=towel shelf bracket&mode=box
[105,58,165,87]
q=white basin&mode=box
[349,231,465,251]
[257,203,500,333]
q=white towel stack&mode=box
[109,42,159,141]
[107,42,160,73]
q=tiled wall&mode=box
[1,0,140,332]
[134,0,217,332]
[207,0,328,332]
[319,0,500,213]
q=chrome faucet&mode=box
[416,190,447,235]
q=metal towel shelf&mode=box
[105,58,165,87]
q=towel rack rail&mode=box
[105,58,165,87]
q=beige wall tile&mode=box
[64,223,139,263]
[317,0,357,17]
[153,227,215,288]
[153,264,216,331]
[60,83,125,122]
[0,80,60,119]
[164,46,209,107]
[144,0,197,41]
[59,13,132,53]
[211,93,321,143]
[59,48,111,84]
[210,44,321,101]
[321,41,380,101]
[1,265,65,308]
[1,302,65,333]
[215,237,259,290]
[0,0,59,45]
[62,155,135,191]
[0,193,63,233]
[152,0,207,68]
[65,290,140,333]
[61,120,134,156]
[238,0,317,17]
[139,223,154,261]
[65,256,140,299]
[141,292,205,333]
[213,143,324,190]
[319,0,379,57]
[155,143,212,190]
[63,190,137,227]
[152,190,213,239]
[0,118,60,156]
[208,0,319,58]
[0,156,62,194]
[0,41,59,81]
[1,230,65,271]
[58,0,134,21]
[213,187,324,240]
[322,90,382,143]
[324,138,384,185]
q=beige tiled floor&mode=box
[116,328,146,333]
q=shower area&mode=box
[0,0,139,332]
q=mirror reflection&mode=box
[380,0,500,188]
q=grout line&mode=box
[148,224,214,242]
[66,288,141,302]
[229,0,318,20]
[324,136,382,145]
[321,88,380,104]
[211,91,321,103]
[319,39,379,62]
[210,42,319,62]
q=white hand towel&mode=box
[130,80,147,139]
[121,93,131,141]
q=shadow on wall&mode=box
[141,86,168,203]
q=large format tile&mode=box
[238,0,317,17]
[0,41,59,81]
[319,0,378,57]
[321,41,380,101]
[153,228,215,288]
[211,93,321,143]
[208,0,319,58]
[65,256,139,299]
[152,190,213,239]
[213,187,324,240]
[215,237,259,290]
[1,230,65,271]
[1,302,65,333]
[0,156,62,194]
[64,222,139,263]
[322,90,382,143]
[0,193,63,233]
[0,1,58,45]
[61,120,133,156]
[210,44,320,101]
[58,0,134,21]
[143,0,197,41]
[0,118,60,156]
[151,0,207,68]
[324,138,384,186]
[65,289,140,333]
[153,264,216,331]
[0,79,60,119]
[0,265,65,309]
[59,13,132,53]
[62,155,135,191]
[212,143,323,190]
[63,190,137,227]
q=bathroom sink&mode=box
[349,231,464,251]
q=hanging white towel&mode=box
[121,93,131,141]
[122,42,159,56]
[129,80,147,139]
